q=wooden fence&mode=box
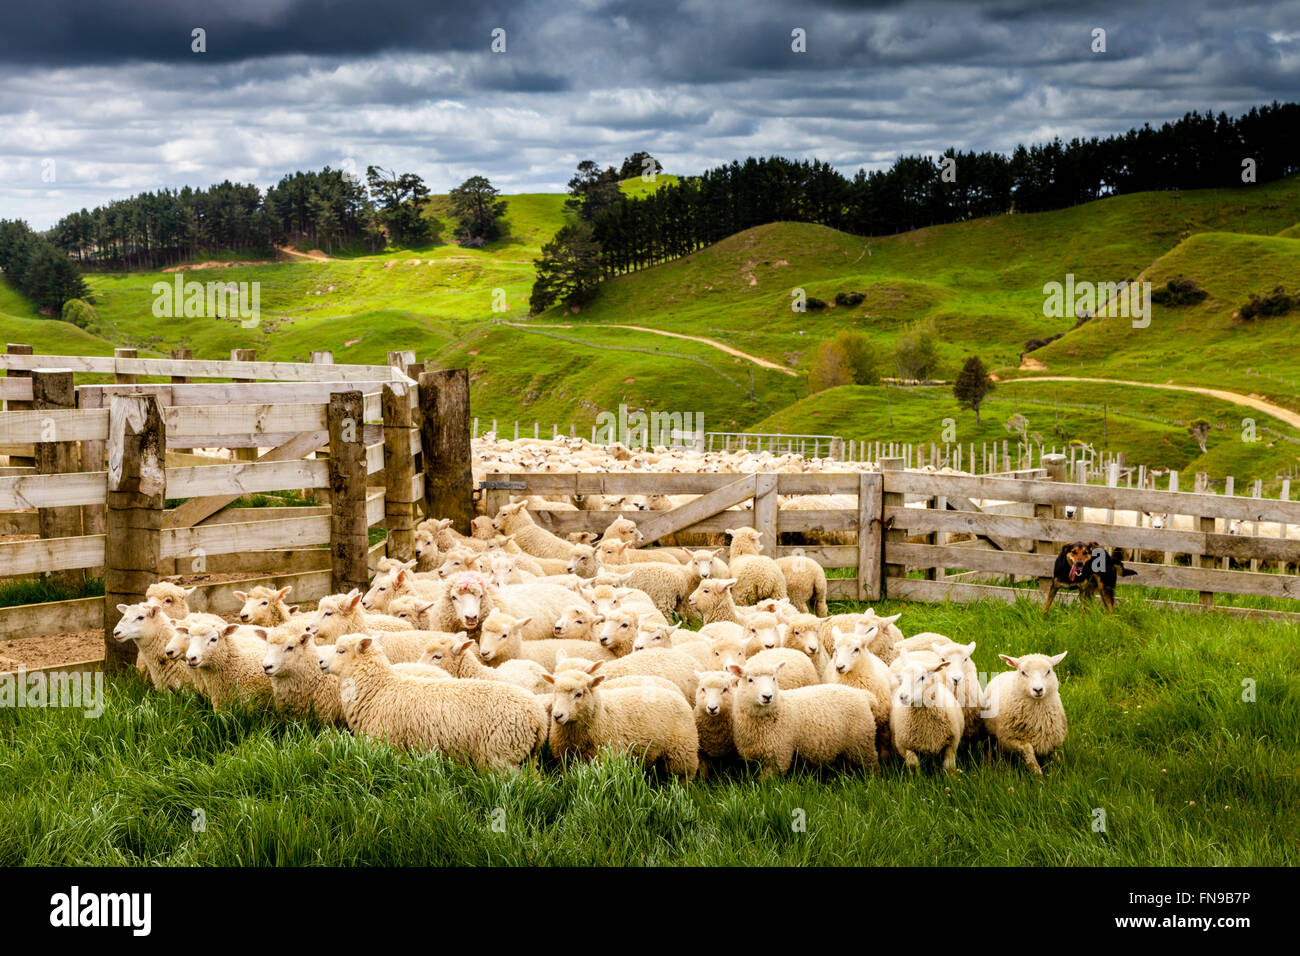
[485,456,1300,621]
[0,348,476,672]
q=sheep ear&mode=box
[862,625,879,639]
[999,654,1019,669]
[297,633,312,646]
[451,637,472,655]
[275,586,292,601]
[773,659,786,675]
[288,605,300,614]
[148,604,161,617]
[183,587,196,597]
[116,603,129,614]
[589,674,606,688]
[358,637,373,652]
[232,591,247,601]
[252,628,268,640]
[515,616,532,630]
[221,624,240,636]
[418,602,436,614]
[831,626,844,639]
[1050,651,1068,665]
[585,660,604,674]
[541,673,554,685]
[963,641,977,656]
[347,590,363,608]
[175,626,190,635]
[726,663,744,678]
[880,613,902,625]
[721,579,737,591]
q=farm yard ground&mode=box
[2,596,1294,866]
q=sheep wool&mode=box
[491,501,577,560]
[326,635,547,770]
[982,652,1068,775]
[543,669,699,779]
[477,609,614,671]
[728,659,878,776]
[261,625,346,725]
[890,650,964,772]
[776,552,829,617]
[112,602,195,692]
[183,621,274,710]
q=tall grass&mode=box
[1,597,1294,866]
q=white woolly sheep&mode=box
[829,625,894,759]
[581,581,665,625]
[556,635,700,699]
[261,625,346,724]
[741,612,784,652]
[494,580,594,640]
[694,670,739,769]
[477,609,614,671]
[890,649,964,773]
[542,669,699,779]
[491,501,577,560]
[112,602,196,692]
[233,585,300,627]
[782,613,832,677]
[724,529,788,606]
[600,563,695,620]
[727,658,878,776]
[412,528,441,572]
[306,590,414,642]
[324,634,547,771]
[418,633,552,695]
[145,581,202,620]
[687,548,729,581]
[982,652,1068,775]
[776,552,829,616]
[708,637,819,689]
[182,621,273,710]
[632,623,713,669]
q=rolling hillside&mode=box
[2,175,1298,484]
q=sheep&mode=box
[776,552,829,616]
[418,634,552,695]
[551,602,601,641]
[686,577,767,626]
[306,590,414,641]
[542,668,699,779]
[362,564,444,613]
[565,544,600,579]
[687,548,729,581]
[699,620,746,643]
[434,546,488,580]
[581,581,666,624]
[324,634,547,771]
[412,528,441,571]
[477,609,614,671]
[600,564,695,620]
[724,529,788,606]
[890,649,964,773]
[755,597,801,625]
[145,581,201,620]
[494,580,593,640]
[181,621,273,710]
[982,652,1068,776]
[708,637,820,689]
[893,636,983,735]
[828,626,894,759]
[595,538,681,566]
[487,551,534,588]
[632,623,713,669]
[491,501,577,560]
[782,614,833,678]
[233,585,299,627]
[727,658,878,777]
[260,625,347,725]
[111,602,196,692]
[422,516,489,554]
[557,629,701,698]
[598,515,644,546]
[694,670,739,771]
[741,612,784,652]
[426,571,497,636]
[386,595,441,630]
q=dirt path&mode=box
[275,245,334,261]
[1010,376,1300,429]
[514,322,797,376]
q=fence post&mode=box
[1033,454,1065,599]
[857,472,883,600]
[830,437,844,462]
[879,457,905,596]
[104,393,165,674]
[230,349,258,462]
[6,344,35,466]
[753,473,778,557]
[33,369,85,590]
[113,347,138,385]
[311,350,334,365]
[328,391,368,594]
[419,368,475,534]
[169,348,193,459]
[382,382,418,562]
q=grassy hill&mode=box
[3,175,1298,482]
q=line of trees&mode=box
[0,220,88,312]
[547,103,1299,294]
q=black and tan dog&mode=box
[1041,541,1136,615]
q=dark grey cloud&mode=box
[2,0,1298,229]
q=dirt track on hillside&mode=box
[1010,376,1300,429]
[514,322,797,376]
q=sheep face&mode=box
[938,642,978,706]
[688,578,737,612]
[306,591,364,639]
[470,516,496,539]
[413,529,438,562]
[998,652,1066,701]
[438,549,483,580]
[893,652,952,708]
[597,610,640,655]
[745,614,782,651]
[548,670,605,725]
[362,570,406,612]
[145,582,193,620]
[728,659,785,710]
[553,605,594,639]
[856,609,901,636]
[1143,511,1167,530]
[689,549,722,579]
[786,616,822,659]
[695,671,735,717]
[417,635,458,669]
[323,634,377,676]
[596,539,628,564]
[184,622,229,668]
[262,629,315,676]
[491,502,527,532]
[113,602,162,643]
[832,625,876,674]
[566,545,598,577]
[235,585,292,624]
[710,637,747,673]
[632,623,676,653]
[449,579,488,629]
[388,596,436,629]
[477,612,530,663]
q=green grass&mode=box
[1,597,1294,865]
[0,576,103,610]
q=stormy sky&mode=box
[3,0,1299,229]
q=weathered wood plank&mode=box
[857,472,882,600]
[0,595,101,640]
[0,534,105,576]
[634,475,756,546]
[162,514,332,559]
[328,391,369,594]
[0,408,108,443]
[166,459,329,498]
[421,369,474,533]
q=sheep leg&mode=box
[902,748,920,771]
[941,737,960,773]
[1005,738,1042,775]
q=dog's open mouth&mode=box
[1069,563,1084,581]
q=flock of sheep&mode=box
[111,454,1069,779]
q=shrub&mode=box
[60,298,98,329]
[1238,286,1296,321]
[834,291,865,307]
[1150,276,1209,307]
[894,318,939,382]
[805,296,828,310]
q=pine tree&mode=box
[953,356,995,424]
